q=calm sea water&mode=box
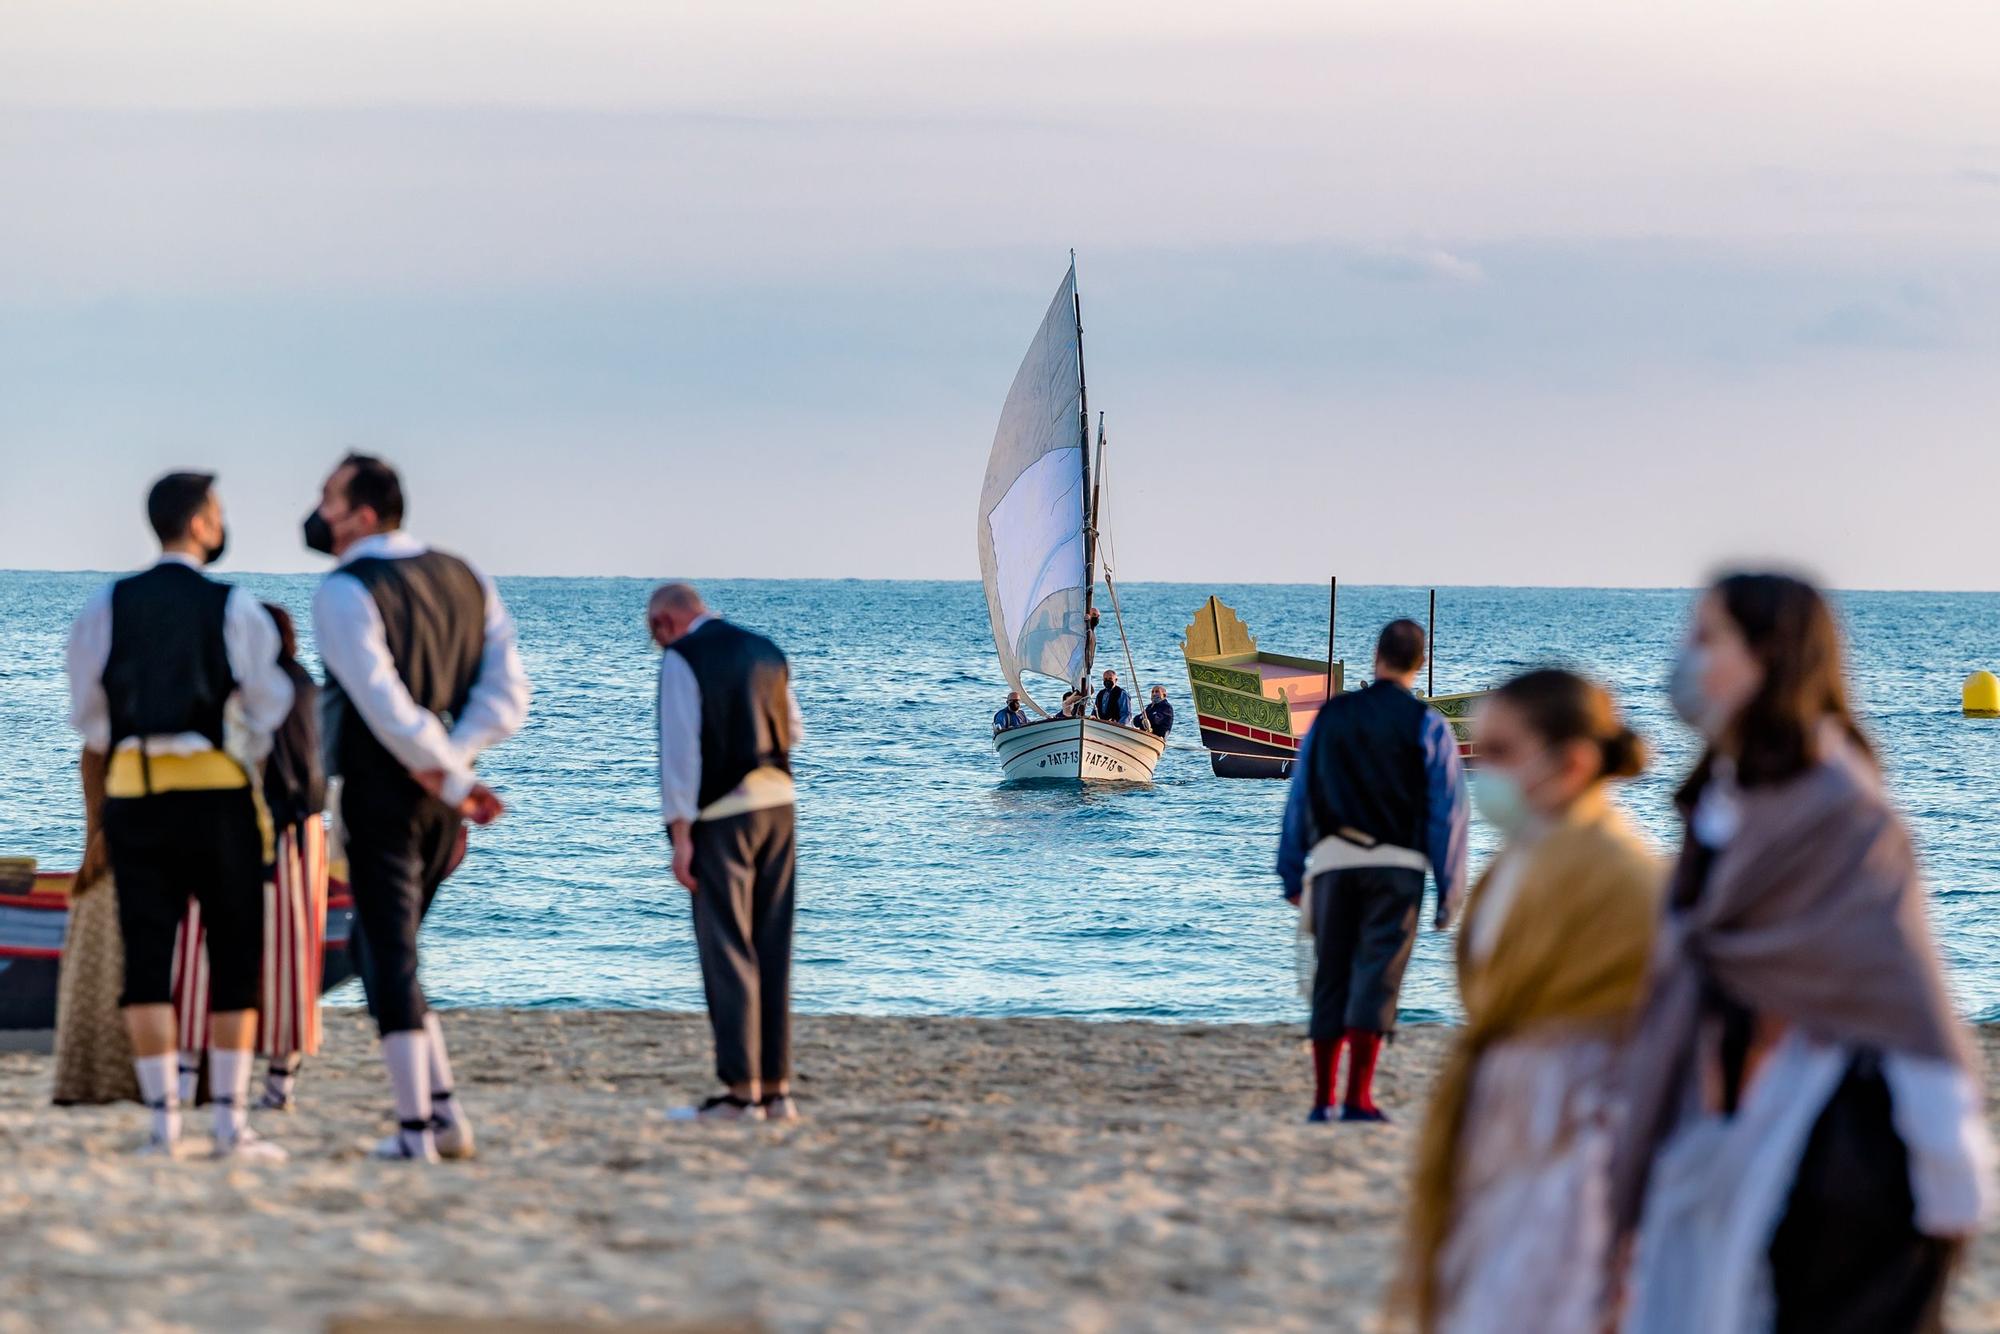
[4,574,1998,1024]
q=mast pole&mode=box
[1428,587,1437,699]
[1326,575,1338,699]
[1074,251,1097,683]
[1099,416,1142,703]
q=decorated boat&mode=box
[978,258,1165,783]
[1181,594,1483,779]
[0,862,356,1034]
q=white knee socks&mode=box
[134,1053,180,1146]
[382,1029,435,1156]
[423,1013,459,1126]
[208,1048,254,1144]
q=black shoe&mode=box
[1338,1105,1389,1123]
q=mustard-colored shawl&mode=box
[1398,790,1663,1330]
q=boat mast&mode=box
[1074,251,1097,684]
[1098,415,1143,697]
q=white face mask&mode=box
[1472,768,1534,836]
[1669,645,1726,738]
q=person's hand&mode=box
[672,837,698,894]
[459,783,505,826]
[413,769,446,798]
[74,830,110,894]
[1285,892,1301,908]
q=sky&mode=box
[2,1,1997,587]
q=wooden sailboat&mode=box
[979,260,1166,783]
[1180,591,1483,779]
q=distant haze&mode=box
[3,1,1997,588]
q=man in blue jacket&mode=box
[1143,686,1173,740]
[1277,619,1468,1123]
[992,692,1029,733]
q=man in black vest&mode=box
[1093,668,1133,726]
[66,471,296,1158]
[1275,619,1468,1123]
[650,582,804,1122]
[307,453,530,1162]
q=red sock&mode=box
[1342,1028,1382,1113]
[1311,1037,1343,1109]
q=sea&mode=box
[4,574,1998,1026]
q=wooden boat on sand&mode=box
[0,862,356,1036]
[1181,595,1482,780]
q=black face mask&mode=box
[302,507,336,555]
[202,528,227,566]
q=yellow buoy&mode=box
[1964,671,2000,718]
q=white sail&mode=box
[977,266,1089,708]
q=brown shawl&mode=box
[1398,791,1663,1329]
[1607,741,1973,1234]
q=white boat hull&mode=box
[993,716,1166,783]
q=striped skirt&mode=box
[172,817,328,1058]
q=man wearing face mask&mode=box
[65,471,295,1159]
[1276,618,1469,1124]
[306,452,530,1162]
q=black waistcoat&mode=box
[323,549,486,790]
[103,562,236,749]
[668,618,794,812]
[1305,680,1430,852]
[1095,685,1129,721]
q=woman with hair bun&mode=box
[1613,572,1993,1334]
[1399,668,1662,1333]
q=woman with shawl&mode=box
[1399,669,1661,1332]
[1613,572,1994,1333]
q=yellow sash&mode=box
[105,748,249,798]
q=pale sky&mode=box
[2,2,1997,586]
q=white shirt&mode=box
[65,553,295,763]
[658,613,805,825]
[311,531,531,805]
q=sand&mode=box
[2,1010,1998,1333]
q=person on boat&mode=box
[306,452,529,1162]
[1060,679,1089,718]
[1093,669,1133,726]
[1397,669,1659,1334]
[1144,686,1173,740]
[993,692,1029,733]
[1276,618,1468,1124]
[64,470,295,1158]
[168,604,330,1113]
[1611,573,1993,1334]
[649,581,806,1122]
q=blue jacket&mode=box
[993,704,1029,731]
[1094,685,1133,725]
[1276,685,1469,921]
[1144,698,1174,738]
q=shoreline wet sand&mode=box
[3,1009,1997,1332]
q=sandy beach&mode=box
[2,1010,1997,1333]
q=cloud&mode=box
[1796,298,1949,350]
[1345,246,1485,285]
[1962,167,2000,188]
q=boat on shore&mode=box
[0,863,357,1037]
[1181,594,1483,779]
[977,259,1165,784]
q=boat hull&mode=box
[994,716,1166,783]
[0,872,357,1032]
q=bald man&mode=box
[648,583,805,1122]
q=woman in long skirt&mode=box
[173,604,327,1110]
[51,745,140,1105]
[1398,670,1661,1333]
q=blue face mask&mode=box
[1669,646,1722,737]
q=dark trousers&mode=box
[689,805,796,1088]
[1769,1052,1958,1334]
[103,787,265,1013]
[343,776,462,1036]
[1308,866,1424,1039]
